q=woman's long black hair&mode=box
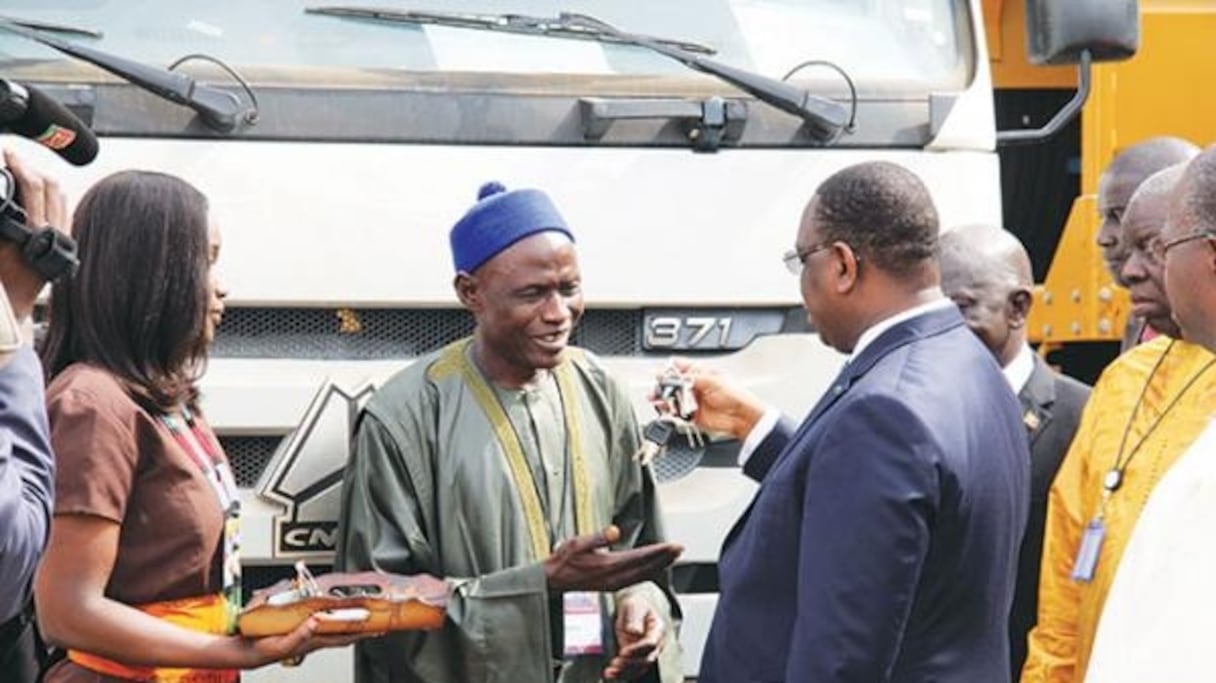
[41,170,212,412]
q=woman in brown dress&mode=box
[34,171,359,682]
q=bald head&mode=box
[1122,163,1188,250]
[941,225,1033,291]
[1173,147,1216,236]
[1106,137,1200,181]
[1162,147,1216,351]
[1097,136,1200,287]
[1137,162,1188,199]
[940,225,1034,367]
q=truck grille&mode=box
[218,433,703,489]
[211,307,642,360]
[219,435,282,487]
[650,442,705,482]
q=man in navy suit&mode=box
[683,161,1030,683]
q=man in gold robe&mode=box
[336,182,684,683]
[1083,147,1216,683]
[1021,165,1216,683]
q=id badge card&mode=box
[221,511,243,630]
[1070,518,1106,582]
[562,591,605,657]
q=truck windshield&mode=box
[2,1,972,95]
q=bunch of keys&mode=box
[635,362,705,466]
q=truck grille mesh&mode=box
[212,307,642,359]
[218,435,282,487]
[218,432,699,489]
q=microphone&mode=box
[0,78,98,166]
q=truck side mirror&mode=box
[1025,0,1139,65]
[997,0,1139,146]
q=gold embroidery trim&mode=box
[446,339,594,559]
[554,358,594,536]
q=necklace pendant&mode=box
[1104,469,1123,492]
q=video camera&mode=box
[0,77,96,282]
[0,168,78,282]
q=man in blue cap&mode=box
[337,183,685,683]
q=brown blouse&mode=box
[44,364,232,675]
[44,364,228,682]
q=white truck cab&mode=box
[3,1,1004,679]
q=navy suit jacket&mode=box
[700,306,1029,683]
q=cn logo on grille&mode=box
[258,381,377,558]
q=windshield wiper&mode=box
[0,15,102,39]
[306,7,847,142]
[0,19,249,132]
[306,6,717,56]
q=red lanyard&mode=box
[160,408,238,514]
[160,407,242,628]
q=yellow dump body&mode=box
[984,0,1216,347]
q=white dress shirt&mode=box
[1002,344,1035,395]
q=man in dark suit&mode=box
[680,161,1029,683]
[939,225,1091,680]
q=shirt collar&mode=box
[1003,343,1035,393]
[849,298,954,361]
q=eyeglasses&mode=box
[1150,230,1216,262]
[782,242,833,275]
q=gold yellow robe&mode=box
[336,339,682,683]
[1021,336,1216,683]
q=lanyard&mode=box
[160,408,242,628]
[1100,340,1216,510]
[1074,342,1215,583]
[161,408,239,513]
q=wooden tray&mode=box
[238,571,448,636]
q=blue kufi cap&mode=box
[449,182,574,273]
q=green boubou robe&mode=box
[336,338,682,683]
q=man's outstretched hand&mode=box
[543,525,683,593]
